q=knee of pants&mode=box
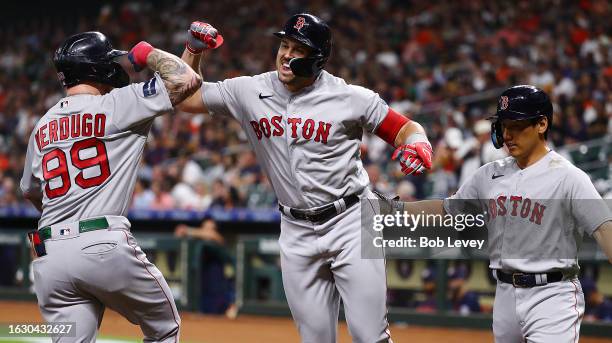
[146,317,180,343]
[347,325,391,343]
[298,324,336,343]
[164,318,181,337]
[166,321,180,338]
[294,313,338,343]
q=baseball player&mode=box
[176,14,433,342]
[403,85,612,342]
[20,31,202,342]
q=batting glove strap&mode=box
[406,132,429,145]
[128,41,154,72]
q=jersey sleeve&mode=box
[567,169,612,236]
[19,129,40,196]
[350,85,389,133]
[443,165,483,215]
[201,76,251,121]
[106,72,173,131]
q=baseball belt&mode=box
[279,194,359,224]
[28,217,110,257]
[495,269,565,288]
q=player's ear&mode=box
[537,116,548,135]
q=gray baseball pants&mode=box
[31,216,180,343]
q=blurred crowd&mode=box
[0,0,610,210]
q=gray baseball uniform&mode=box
[20,74,180,342]
[444,151,612,343]
[202,70,392,342]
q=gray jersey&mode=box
[202,71,388,208]
[444,151,612,272]
[20,74,172,228]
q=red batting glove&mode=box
[414,141,433,169]
[392,142,433,175]
[128,41,154,72]
[186,21,224,53]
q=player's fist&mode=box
[128,41,154,72]
[186,21,224,53]
[392,142,433,175]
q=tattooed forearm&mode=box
[146,49,202,106]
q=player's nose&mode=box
[502,126,512,139]
[283,49,296,60]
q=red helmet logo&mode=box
[500,96,509,110]
[294,17,306,30]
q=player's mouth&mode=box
[506,142,518,150]
[280,61,293,75]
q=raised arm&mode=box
[176,21,224,113]
[181,49,203,76]
[176,49,207,113]
[127,42,202,106]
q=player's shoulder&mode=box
[546,151,603,198]
[33,96,76,129]
[480,156,516,175]
[534,150,586,178]
[254,71,276,81]
[29,114,47,137]
[319,71,348,87]
[546,150,576,169]
[232,73,262,83]
[254,71,277,88]
[217,72,269,90]
[231,71,275,85]
[101,75,163,105]
[546,150,593,182]
[346,80,376,97]
[336,77,384,105]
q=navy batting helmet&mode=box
[274,13,332,78]
[53,31,129,88]
[489,85,553,149]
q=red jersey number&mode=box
[41,149,70,198]
[42,138,111,199]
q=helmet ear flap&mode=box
[106,62,130,87]
[491,120,504,149]
[288,56,321,77]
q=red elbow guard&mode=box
[375,108,410,145]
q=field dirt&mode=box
[1,301,610,342]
